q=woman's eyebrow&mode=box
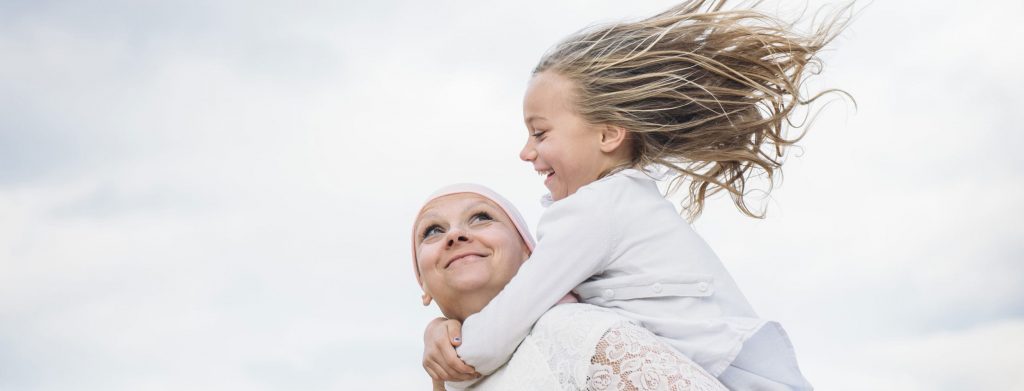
[465,201,508,222]
[415,211,441,231]
[465,200,499,213]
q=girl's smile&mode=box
[520,71,624,201]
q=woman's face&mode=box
[414,193,530,319]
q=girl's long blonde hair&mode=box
[535,0,851,219]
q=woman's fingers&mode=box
[446,320,463,347]
[425,339,475,381]
[441,320,479,376]
[423,317,479,381]
[429,357,474,382]
[441,343,478,377]
[423,362,440,381]
[424,359,451,381]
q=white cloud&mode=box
[1,0,1021,389]
[804,318,1024,391]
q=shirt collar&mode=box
[540,165,668,207]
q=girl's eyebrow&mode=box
[525,115,548,125]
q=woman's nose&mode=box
[446,235,469,247]
[445,227,470,247]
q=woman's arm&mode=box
[450,188,616,388]
[431,378,446,391]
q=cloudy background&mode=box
[1,0,1021,389]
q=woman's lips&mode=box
[445,253,486,269]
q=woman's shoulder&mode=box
[471,305,629,390]
[527,304,726,391]
[523,305,634,388]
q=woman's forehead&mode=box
[417,193,506,222]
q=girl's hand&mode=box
[422,317,480,382]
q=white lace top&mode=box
[464,304,726,391]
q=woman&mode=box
[412,183,726,390]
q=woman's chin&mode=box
[444,273,493,292]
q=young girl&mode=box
[423,1,849,389]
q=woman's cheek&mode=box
[418,245,440,271]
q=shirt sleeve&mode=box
[448,188,617,388]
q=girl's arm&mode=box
[449,189,615,388]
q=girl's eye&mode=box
[471,212,493,223]
[531,130,546,140]
[422,225,443,239]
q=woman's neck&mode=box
[439,289,500,322]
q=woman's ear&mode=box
[599,125,628,153]
[421,292,433,306]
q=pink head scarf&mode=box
[411,183,535,286]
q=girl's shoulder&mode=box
[542,169,664,224]
[567,168,659,201]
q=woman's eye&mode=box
[422,225,443,239]
[471,212,493,223]
[531,130,546,139]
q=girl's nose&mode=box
[519,141,536,162]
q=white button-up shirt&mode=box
[452,169,810,390]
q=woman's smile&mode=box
[445,252,489,269]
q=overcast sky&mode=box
[1,0,1022,390]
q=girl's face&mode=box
[520,71,612,201]
[414,193,530,318]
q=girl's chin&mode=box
[545,185,565,200]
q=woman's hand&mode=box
[422,317,481,382]
[431,378,446,391]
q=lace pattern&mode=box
[526,304,725,391]
[586,323,726,391]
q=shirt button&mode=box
[697,282,709,292]
[602,289,615,300]
[652,283,663,293]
